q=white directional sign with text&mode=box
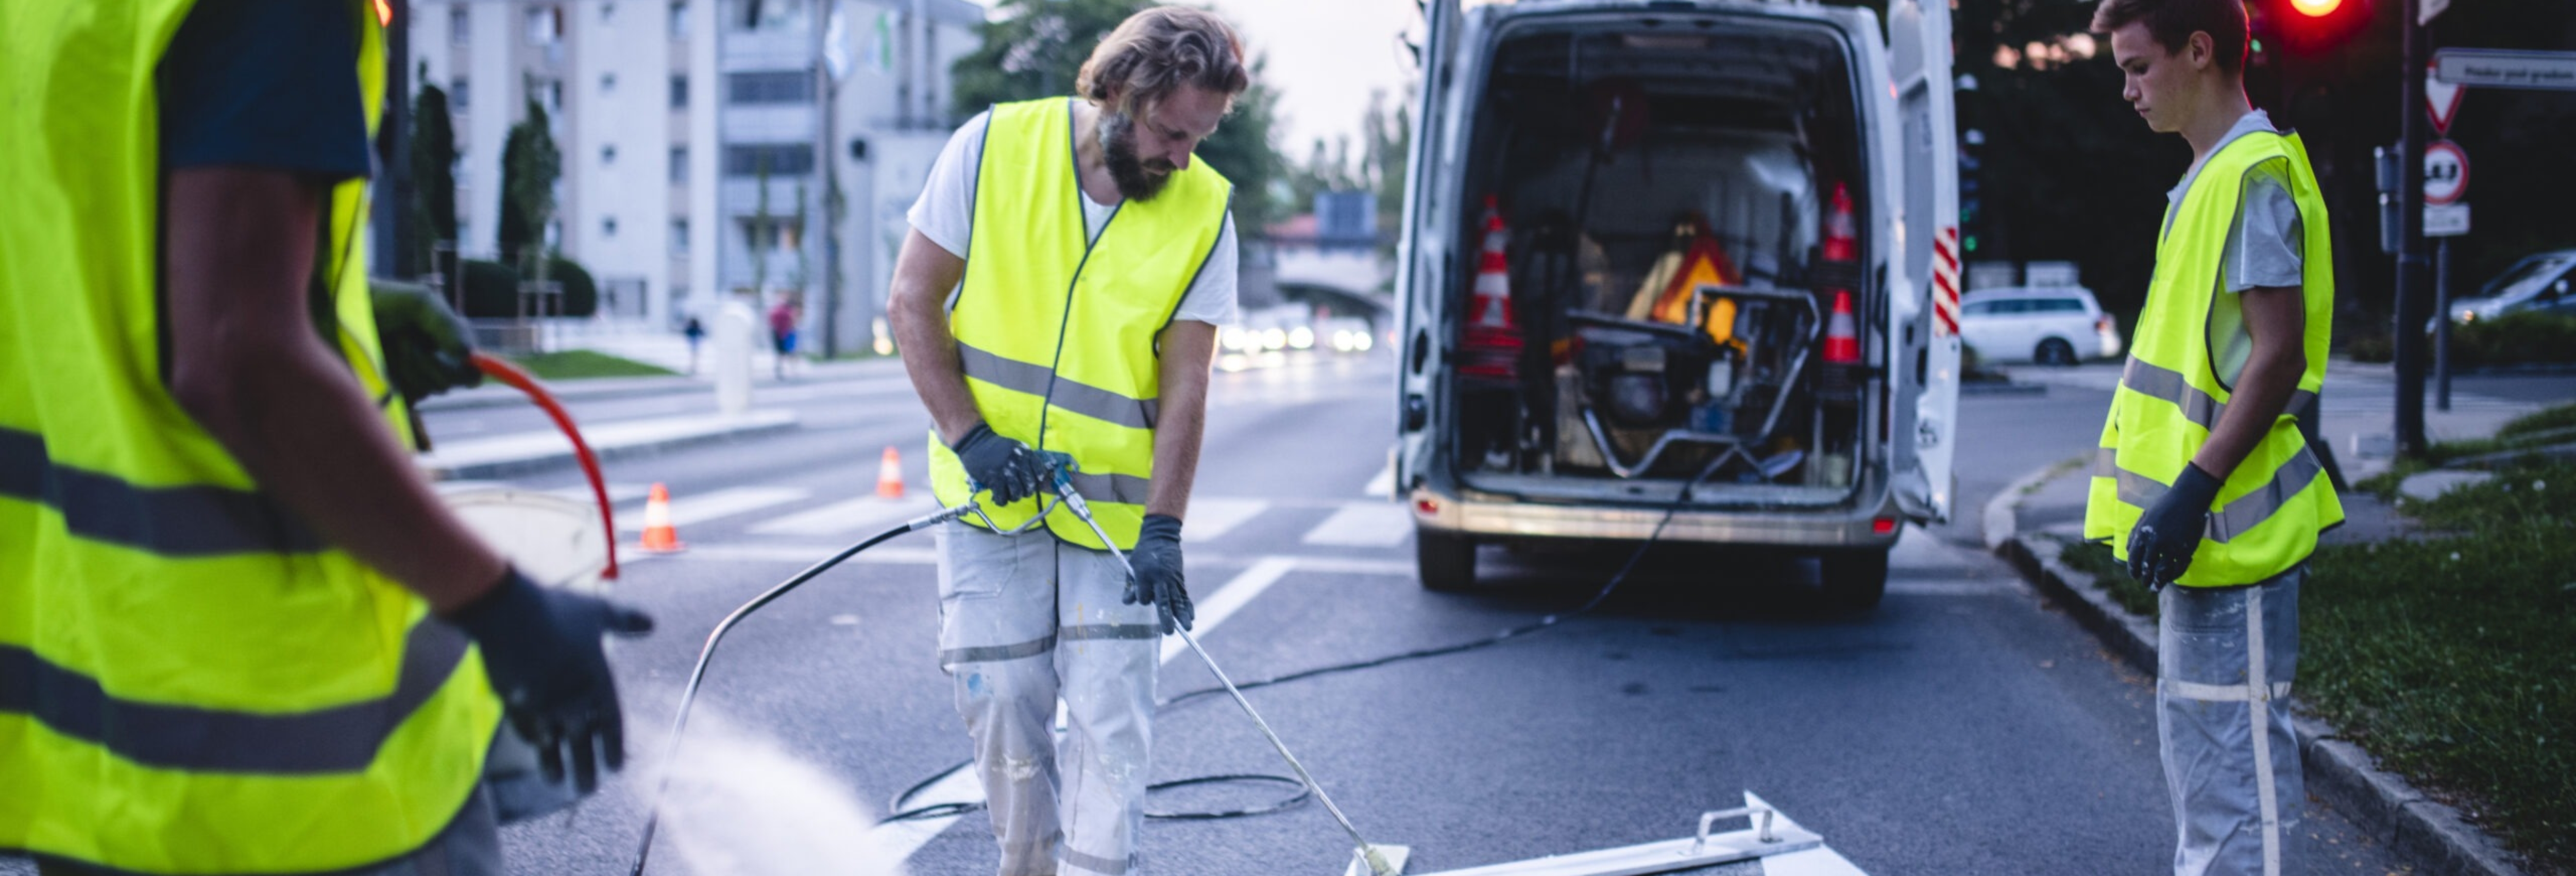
[2434,48,2576,91]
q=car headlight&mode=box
[1264,328,1287,350]
[1290,327,1315,349]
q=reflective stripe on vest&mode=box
[2081,129,2344,587]
[0,2,501,871]
[926,98,1230,551]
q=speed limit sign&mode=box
[2425,140,2469,206]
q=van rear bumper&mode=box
[1410,487,1902,550]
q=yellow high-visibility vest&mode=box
[927,98,1232,550]
[0,3,501,872]
[2083,129,2344,587]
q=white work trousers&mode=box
[936,521,1160,876]
[2159,565,2304,876]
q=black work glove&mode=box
[952,424,1053,507]
[2127,462,2224,591]
[446,568,654,793]
[372,283,482,405]
[1124,513,1194,634]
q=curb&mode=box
[1959,381,2049,397]
[1991,468,2530,876]
[421,413,801,480]
[419,379,706,411]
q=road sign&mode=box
[2424,140,2468,206]
[2426,64,2465,133]
[2425,203,2470,238]
[2434,48,2576,91]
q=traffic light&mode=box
[2253,0,2372,58]
[1959,128,1985,255]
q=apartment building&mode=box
[409,0,981,354]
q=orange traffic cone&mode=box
[876,446,905,499]
[639,482,686,553]
[1821,181,1858,263]
[1823,290,1861,364]
[1460,195,1523,381]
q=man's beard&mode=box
[1097,110,1177,202]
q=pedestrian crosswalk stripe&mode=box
[1300,502,1413,547]
[548,482,650,505]
[749,494,938,536]
[1182,498,1268,542]
[1363,462,1395,498]
[616,486,809,531]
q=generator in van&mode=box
[1391,0,1963,610]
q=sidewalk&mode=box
[1984,380,2554,876]
[417,409,800,480]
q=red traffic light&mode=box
[2289,0,2341,15]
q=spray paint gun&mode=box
[1041,465,1410,876]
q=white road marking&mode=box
[749,494,938,536]
[617,486,810,531]
[1300,502,1414,547]
[1182,498,1269,542]
[1363,462,1395,498]
[871,555,1307,864]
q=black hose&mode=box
[632,508,967,876]
[882,458,1719,825]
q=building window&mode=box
[601,72,618,94]
[450,77,470,109]
[722,144,812,177]
[739,217,802,254]
[726,71,811,105]
[526,6,562,45]
[670,1,689,39]
[601,2,617,23]
[670,74,689,109]
[673,219,690,256]
[450,6,469,44]
[602,144,618,165]
[670,147,689,183]
[731,0,806,32]
[603,216,620,237]
[541,79,565,113]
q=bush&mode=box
[457,260,521,318]
[545,257,597,317]
[2452,311,2576,366]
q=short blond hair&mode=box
[1075,6,1249,117]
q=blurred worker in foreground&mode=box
[2086,0,2343,873]
[1,2,648,873]
[887,6,1247,873]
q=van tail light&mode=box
[2095,315,2114,334]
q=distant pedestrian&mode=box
[684,315,706,375]
[769,297,798,379]
[2086,1,2343,873]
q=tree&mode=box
[406,70,459,278]
[951,0,1289,230]
[496,90,561,273]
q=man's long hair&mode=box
[1075,7,1249,116]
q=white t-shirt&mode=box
[907,106,1240,326]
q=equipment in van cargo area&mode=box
[1449,21,1872,491]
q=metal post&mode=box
[814,0,841,358]
[2392,0,2430,457]
[2434,237,2452,411]
[378,0,414,277]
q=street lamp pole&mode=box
[2393,0,2430,457]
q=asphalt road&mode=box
[1,350,2420,876]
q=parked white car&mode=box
[1959,286,2122,365]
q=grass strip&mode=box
[505,349,677,380]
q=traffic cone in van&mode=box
[876,446,906,499]
[639,482,686,553]
[1461,195,1523,381]
[1822,181,1858,263]
[1823,290,1861,365]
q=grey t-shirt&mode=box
[2163,110,2304,388]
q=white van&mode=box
[1392,0,1963,610]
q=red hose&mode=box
[470,352,619,581]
